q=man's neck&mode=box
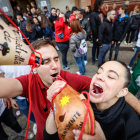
[79,17,83,20]
[95,97,119,112]
[121,13,126,18]
[107,16,111,21]
[20,18,24,21]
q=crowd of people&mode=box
[0,0,140,140]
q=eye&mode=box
[108,76,115,79]
[44,60,49,64]
[54,58,59,62]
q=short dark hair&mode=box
[120,5,128,14]
[31,38,55,50]
[72,6,78,13]
[78,9,85,15]
[51,7,56,11]
[66,6,69,9]
[116,60,131,88]
[44,6,47,9]
[16,12,23,17]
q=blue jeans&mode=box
[129,46,140,67]
[56,42,69,66]
[74,55,85,75]
[15,98,36,123]
[92,36,99,63]
[98,44,110,68]
[84,53,87,61]
[109,41,120,60]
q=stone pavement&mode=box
[3,45,135,140]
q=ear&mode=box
[116,88,128,98]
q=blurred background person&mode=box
[26,17,43,42]
[44,6,50,19]
[65,6,71,23]
[40,14,53,40]
[55,13,71,70]
[56,9,60,16]
[112,3,119,24]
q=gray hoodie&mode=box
[70,30,87,57]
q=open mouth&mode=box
[51,72,59,79]
[92,83,103,95]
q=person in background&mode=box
[125,8,140,45]
[22,10,27,20]
[77,8,91,65]
[128,30,140,71]
[112,3,119,24]
[26,6,32,17]
[56,9,60,16]
[109,5,130,61]
[31,7,36,18]
[49,8,58,33]
[124,1,130,15]
[44,6,51,19]
[55,13,71,70]
[70,19,87,75]
[26,17,43,42]
[16,12,29,45]
[84,5,92,42]
[40,14,53,40]
[129,5,139,17]
[70,6,78,23]
[31,1,37,9]
[33,17,41,26]
[36,8,43,21]
[0,98,34,139]
[33,13,38,18]
[98,9,116,68]
[90,0,105,65]
[65,6,71,23]
[16,5,22,13]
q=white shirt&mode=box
[0,98,6,116]
[136,31,140,47]
[0,65,31,99]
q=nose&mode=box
[96,73,104,82]
[51,60,58,69]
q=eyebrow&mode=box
[100,67,119,78]
[43,56,59,61]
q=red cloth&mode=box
[16,70,91,140]
[70,14,76,23]
[112,9,119,24]
[55,17,71,42]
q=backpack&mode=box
[78,39,88,54]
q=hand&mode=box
[73,121,106,140]
[9,98,19,109]
[117,41,121,44]
[3,98,11,109]
[53,21,56,24]
[100,46,102,48]
[47,80,66,102]
[87,18,90,20]
[96,39,98,42]
[112,41,114,45]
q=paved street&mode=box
[3,45,135,140]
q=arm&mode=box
[0,78,23,98]
[70,37,77,52]
[55,17,64,29]
[98,23,105,47]
[85,20,91,37]
[125,92,140,115]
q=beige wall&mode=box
[50,0,75,13]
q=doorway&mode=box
[9,0,37,12]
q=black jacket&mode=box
[91,97,140,140]
[79,18,91,37]
[98,18,113,46]
[84,12,91,20]
[49,14,58,32]
[113,16,130,42]
[65,10,71,20]
[19,19,29,39]
[28,25,43,43]
[130,13,140,30]
[90,11,105,38]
